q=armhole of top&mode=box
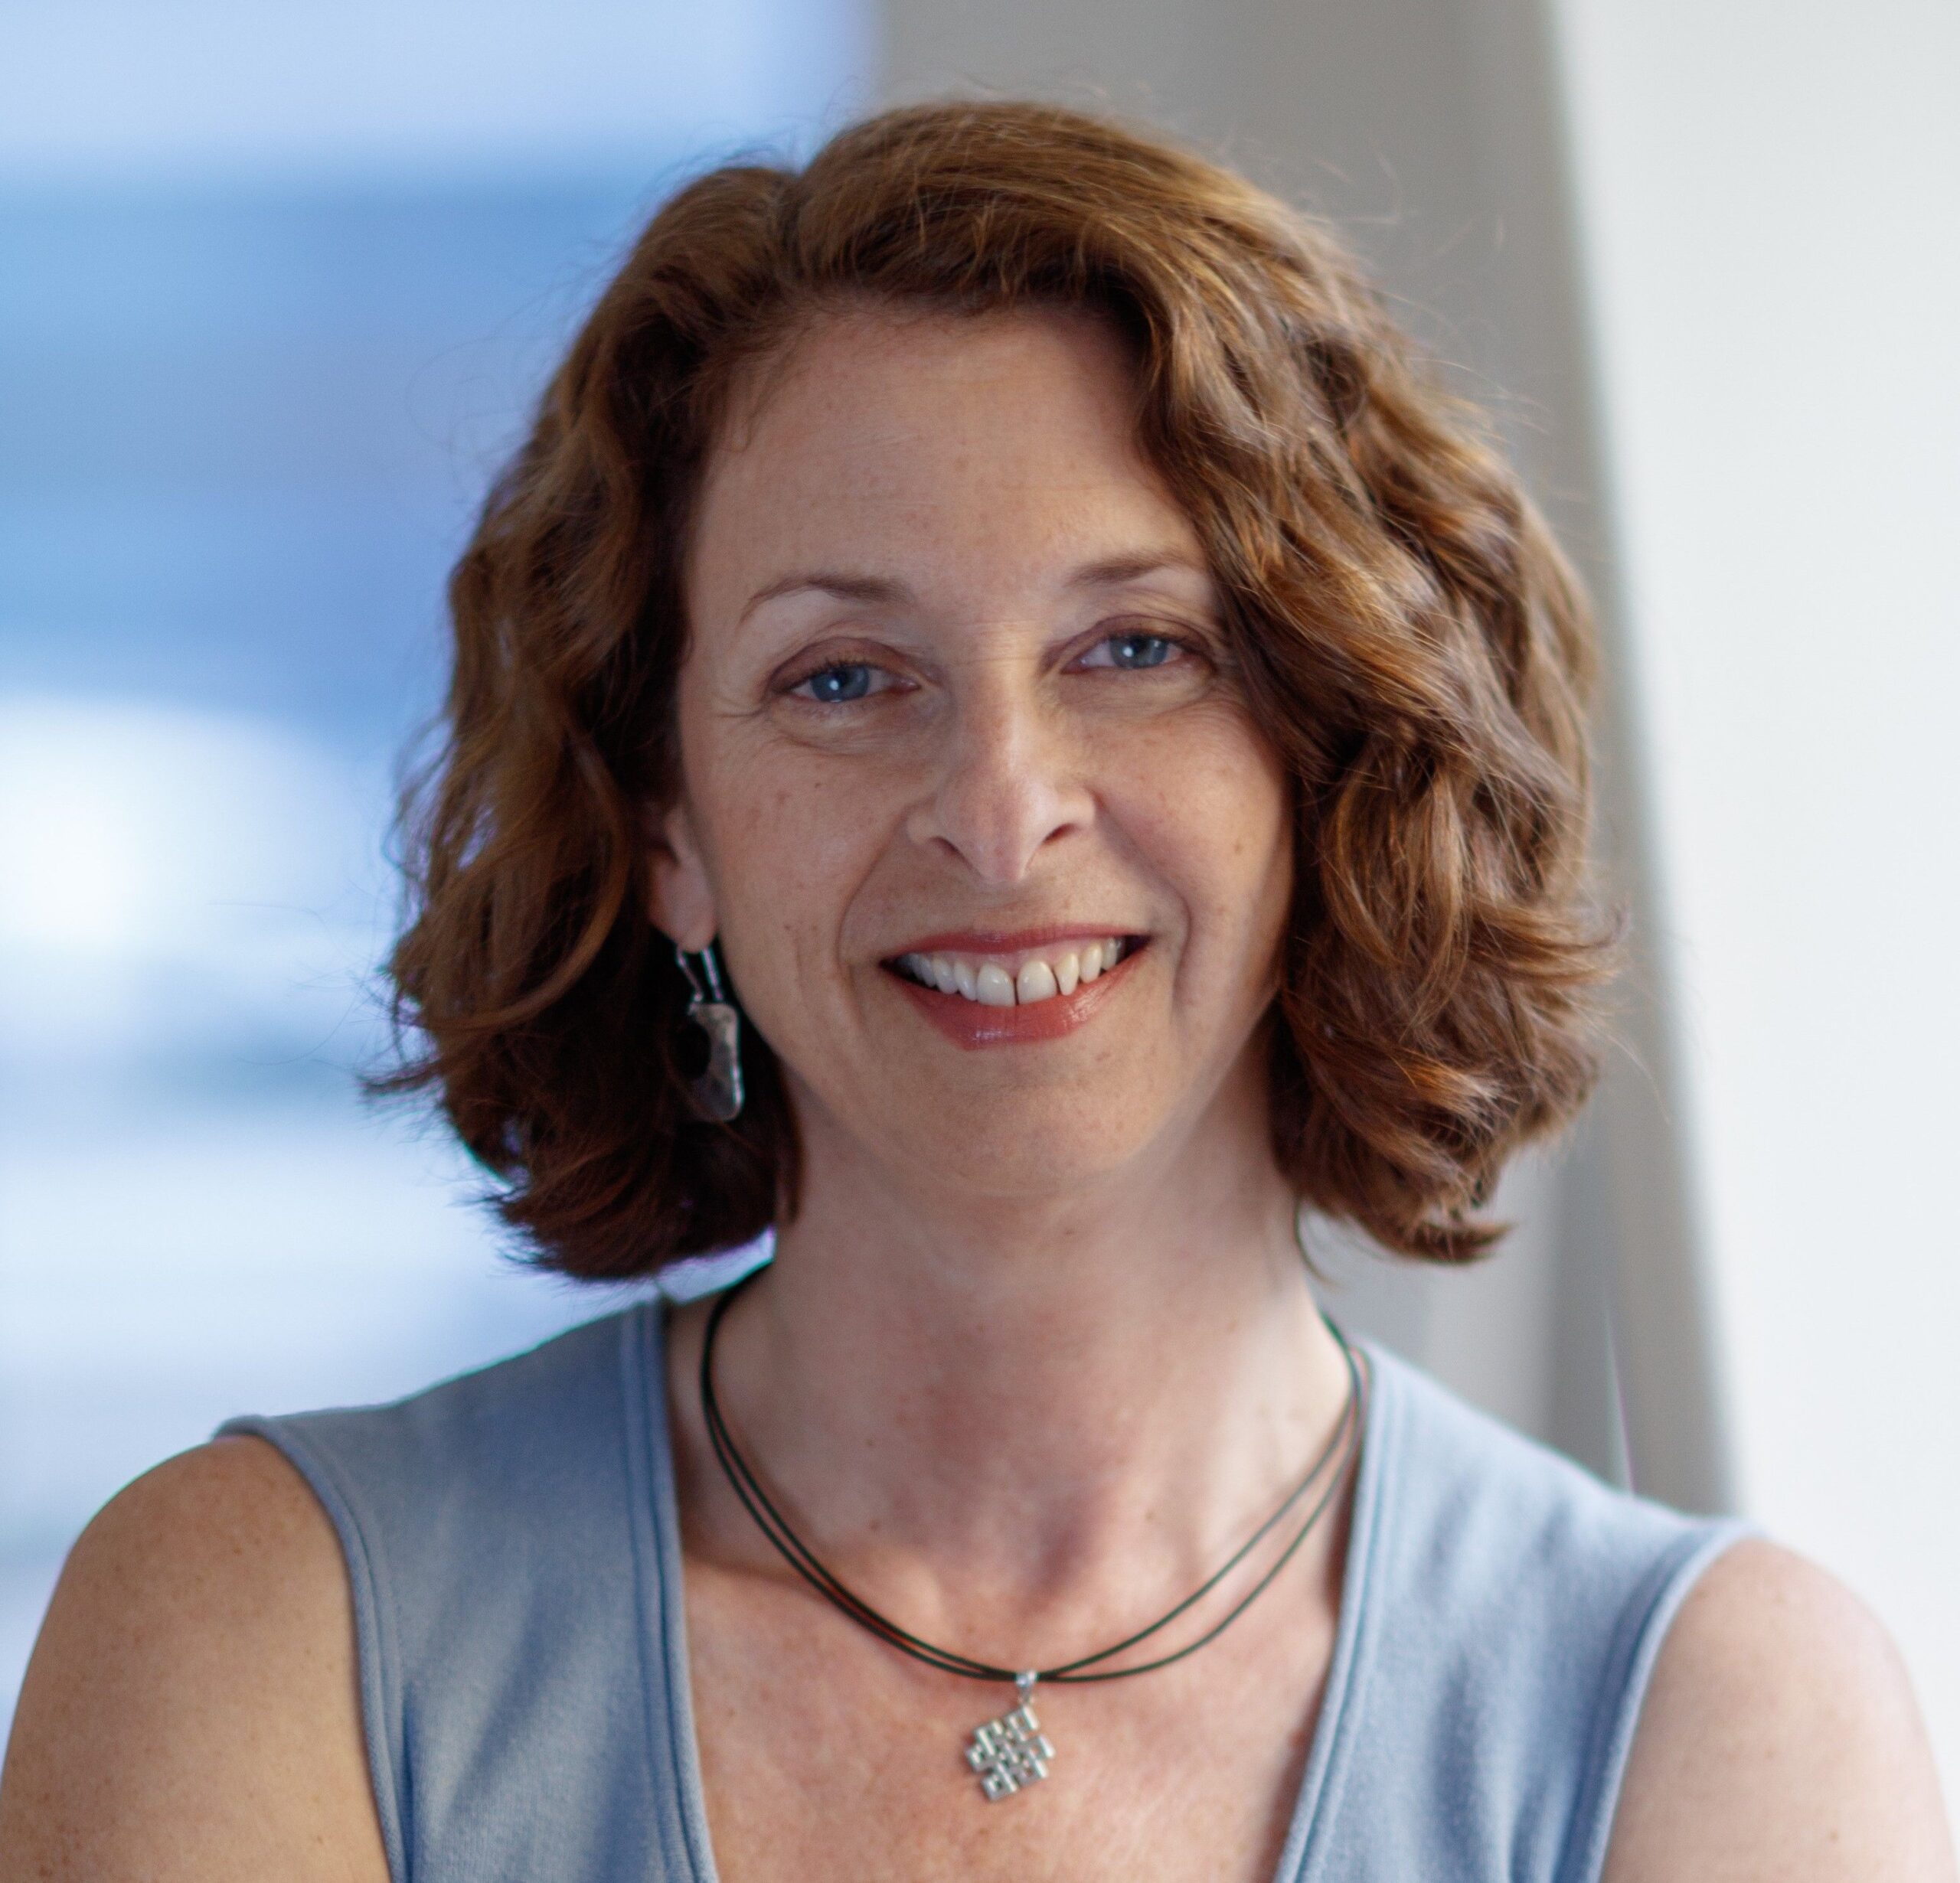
[217,1416,410,1883]
[1557,1517,1756,1883]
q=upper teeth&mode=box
[896,938,1129,1007]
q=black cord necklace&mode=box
[696,1259,1367,1802]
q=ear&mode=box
[644,796,718,952]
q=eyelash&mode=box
[779,628,1204,705]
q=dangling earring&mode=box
[676,941,744,1122]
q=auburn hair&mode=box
[379,99,1615,1277]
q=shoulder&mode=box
[1362,1341,1711,1600]
[1328,1348,1746,1866]
[1338,1353,1953,1878]
[0,1304,661,1881]
[1605,1539,1955,1880]
[230,1304,651,1571]
[0,1438,390,1881]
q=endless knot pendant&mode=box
[965,1673,1054,1801]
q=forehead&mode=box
[689,303,1204,608]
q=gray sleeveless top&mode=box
[221,1294,1745,1882]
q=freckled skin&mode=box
[654,304,1295,1200]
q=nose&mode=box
[904,668,1093,886]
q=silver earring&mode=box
[676,941,744,1122]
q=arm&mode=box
[1605,1537,1955,1881]
[0,1437,390,1882]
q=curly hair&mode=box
[378,98,1615,1277]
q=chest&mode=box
[681,1562,1340,1883]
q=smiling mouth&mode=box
[884,935,1142,1007]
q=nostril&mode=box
[903,717,1096,883]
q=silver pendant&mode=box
[965,1673,1054,1801]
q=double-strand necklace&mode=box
[697,1262,1367,1802]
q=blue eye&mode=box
[795,663,877,703]
[1102,632,1178,669]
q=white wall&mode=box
[1550,0,1960,1803]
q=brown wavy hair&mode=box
[379,99,1615,1278]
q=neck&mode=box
[700,1068,1356,1657]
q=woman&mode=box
[2,101,1949,1881]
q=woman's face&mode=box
[657,303,1293,1197]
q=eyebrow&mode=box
[736,552,1213,626]
[738,572,912,626]
[1066,551,1213,592]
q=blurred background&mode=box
[2,0,1955,1806]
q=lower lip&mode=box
[886,946,1144,1049]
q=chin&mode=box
[880,1088,1166,1202]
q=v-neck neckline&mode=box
[632,1291,1397,1883]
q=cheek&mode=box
[695,748,890,990]
[724,772,832,908]
[1118,709,1293,942]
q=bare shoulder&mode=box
[0,1436,390,1881]
[1605,1536,1955,1881]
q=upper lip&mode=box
[884,925,1143,958]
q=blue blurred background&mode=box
[0,0,869,1727]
